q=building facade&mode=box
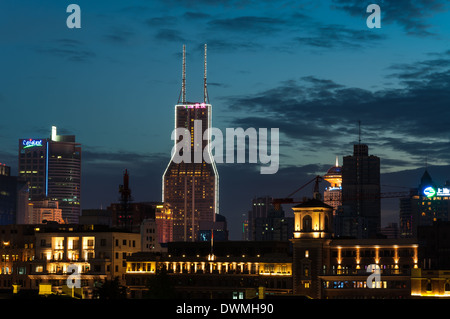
[339,144,381,238]
[125,241,293,299]
[248,196,274,241]
[162,45,219,242]
[323,157,342,215]
[18,126,81,224]
[0,165,28,225]
[291,196,418,299]
[27,198,63,224]
[399,170,450,238]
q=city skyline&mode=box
[1,1,450,239]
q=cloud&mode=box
[35,39,96,63]
[331,0,450,36]
[294,23,386,49]
[103,28,135,44]
[223,51,450,166]
[208,16,287,34]
[154,28,186,42]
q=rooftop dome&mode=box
[326,166,342,175]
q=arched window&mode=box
[303,215,312,232]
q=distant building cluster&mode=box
[1,50,450,299]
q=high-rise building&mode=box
[0,164,28,225]
[248,196,274,241]
[323,157,342,214]
[18,126,81,224]
[162,45,219,242]
[399,169,450,238]
[339,144,380,238]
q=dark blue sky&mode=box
[2,0,450,239]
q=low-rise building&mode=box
[125,241,293,299]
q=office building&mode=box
[198,213,229,242]
[140,218,165,252]
[27,198,63,224]
[323,156,342,214]
[0,164,29,225]
[254,210,293,241]
[162,45,219,242]
[248,196,274,241]
[400,170,450,238]
[18,126,81,224]
[108,201,163,233]
[155,202,173,244]
[339,143,380,238]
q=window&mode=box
[302,215,312,232]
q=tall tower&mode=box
[162,45,219,242]
[340,143,380,238]
[19,126,81,224]
[118,169,133,230]
[323,156,342,212]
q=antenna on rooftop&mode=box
[358,120,361,144]
[204,44,209,104]
[178,44,186,104]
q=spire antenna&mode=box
[178,44,186,104]
[358,120,361,144]
[204,44,209,104]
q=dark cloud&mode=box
[208,16,287,34]
[294,23,386,49]
[35,39,96,62]
[223,51,450,165]
[103,28,135,44]
[183,11,211,20]
[332,0,449,36]
[154,28,185,42]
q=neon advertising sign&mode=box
[423,187,436,198]
[185,102,207,109]
[423,186,450,198]
[22,139,43,149]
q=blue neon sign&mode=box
[22,139,43,149]
[423,186,436,198]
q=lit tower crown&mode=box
[162,44,219,242]
[324,156,342,189]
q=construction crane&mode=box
[273,176,413,211]
[273,175,322,210]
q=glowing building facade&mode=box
[400,170,450,238]
[323,157,342,214]
[162,45,219,242]
[18,126,81,224]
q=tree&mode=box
[144,266,176,299]
[94,277,127,299]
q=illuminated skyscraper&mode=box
[19,126,81,224]
[162,45,219,242]
[400,169,450,238]
[323,156,342,212]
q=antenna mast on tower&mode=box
[204,44,209,104]
[358,120,361,144]
[178,44,186,104]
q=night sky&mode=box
[1,0,450,239]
